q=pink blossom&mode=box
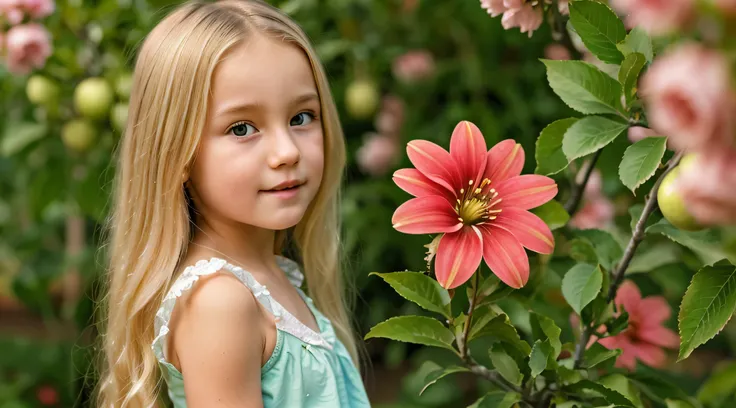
[480,0,507,17]
[594,281,679,370]
[716,0,736,13]
[22,0,54,19]
[374,95,405,137]
[610,0,695,36]
[0,0,24,25]
[641,44,736,152]
[392,50,435,83]
[627,126,658,143]
[678,149,736,226]
[558,0,569,15]
[3,23,51,74]
[544,44,571,60]
[356,133,400,177]
[501,0,543,37]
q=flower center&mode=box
[455,178,503,225]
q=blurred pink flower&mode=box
[569,170,614,230]
[628,126,658,143]
[678,149,736,226]
[558,0,569,15]
[0,0,24,25]
[610,0,694,36]
[374,95,405,138]
[717,0,736,13]
[36,385,59,406]
[356,133,400,177]
[4,23,52,74]
[480,0,506,17]
[593,281,679,370]
[501,0,543,37]
[22,0,54,19]
[641,43,736,152]
[392,50,435,83]
[544,43,571,60]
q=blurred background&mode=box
[2,0,735,407]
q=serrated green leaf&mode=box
[364,316,456,352]
[1,122,48,156]
[600,374,645,408]
[419,365,470,396]
[678,260,736,360]
[618,28,654,63]
[629,365,696,404]
[468,391,522,408]
[453,313,467,340]
[562,264,603,315]
[530,312,561,358]
[696,361,736,404]
[619,136,667,194]
[370,272,451,317]
[618,53,647,106]
[584,343,621,369]
[469,304,498,340]
[567,379,636,407]
[569,0,626,63]
[576,229,624,270]
[536,118,579,175]
[570,238,599,264]
[647,219,729,265]
[531,200,570,231]
[471,315,532,355]
[542,60,624,115]
[529,340,554,377]
[563,115,628,162]
[489,344,523,386]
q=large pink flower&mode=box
[611,0,694,36]
[678,149,736,226]
[593,281,679,370]
[391,121,557,289]
[4,23,52,75]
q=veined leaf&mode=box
[619,136,667,194]
[542,60,624,115]
[536,118,579,175]
[370,272,451,317]
[562,264,603,315]
[562,115,628,162]
[365,316,456,352]
[569,0,626,63]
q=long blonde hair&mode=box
[96,1,357,406]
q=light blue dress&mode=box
[151,256,371,407]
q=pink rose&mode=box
[0,0,24,25]
[356,133,399,177]
[610,0,695,35]
[678,149,736,226]
[641,44,736,152]
[480,0,507,17]
[392,50,435,83]
[544,43,571,60]
[501,0,543,37]
[627,126,658,143]
[374,95,405,137]
[4,23,52,75]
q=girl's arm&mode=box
[174,273,266,408]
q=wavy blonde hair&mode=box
[96,1,358,406]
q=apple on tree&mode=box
[74,77,114,120]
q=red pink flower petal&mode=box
[392,196,463,234]
[484,140,525,183]
[435,227,483,289]
[632,341,668,368]
[638,296,673,325]
[494,175,558,210]
[637,325,680,349]
[393,168,452,199]
[492,208,554,254]
[450,121,488,187]
[479,225,529,288]
[615,280,642,317]
[407,140,461,193]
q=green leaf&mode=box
[530,312,561,358]
[569,0,626,63]
[364,316,456,352]
[489,344,523,386]
[567,379,636,407]
[529,340,554,377]
[629,204,662,232]
[562,264,603,315]
[541,60,624,115]
[647,219,729,265]
[619,136,667,194]
[618,28,654,63]
[419,365,470,396]
[697,361,736,404]
[468,391,522,408]
[570,238,599,264]
[606,310,630,337]
[531,200,570,231]
[469,304,498,340]
[576,229,624,270]
[471,315,532,355]
[583,343,621,369]
[678,260,736,360]
[562,115,628,162]
[599,374,645,408]
[629,365,696,404]
[370,272,451,318]
[666,400,697,408]
[536,118,579,175]
[1,122,48,156]
[618,53,647,106]
[627,243,681,274]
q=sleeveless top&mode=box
[151,256,371,407]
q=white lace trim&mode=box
[152,256,332,366]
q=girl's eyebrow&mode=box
[215,92,319,117]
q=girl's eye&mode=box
[228,122,257,137]
[290,112,315,127]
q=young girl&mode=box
[96,0,371,406]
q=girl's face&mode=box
[189,35,325,232]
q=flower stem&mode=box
[564,149,603,215]
[460,271,481,360]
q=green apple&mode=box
[74,77,114,120]
[111,103,129,132]
[26,75,59,106]
[61,119,97,152]
[115,73,133,99]
[657,167,703,231]
[345,79,379,119]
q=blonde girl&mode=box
[96,0,371,406]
